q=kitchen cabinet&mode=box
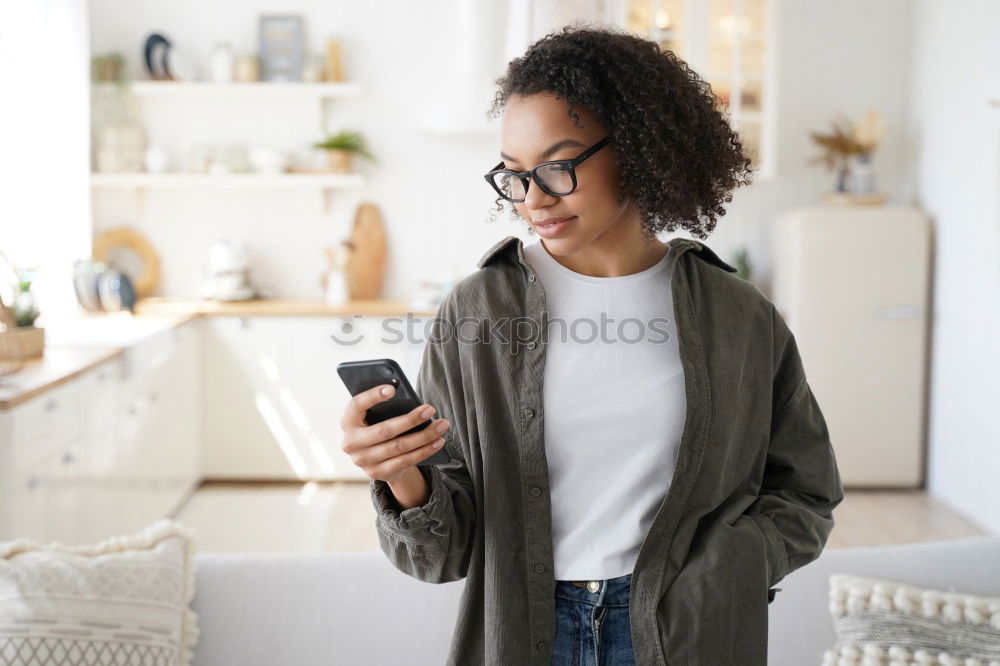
[6,438,87,546]
[0,318,202,543]
[112,318,201,533]
[1,373,89,543]
[1,308,431,543]
[201,315,428,480]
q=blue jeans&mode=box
[551,573,636,665]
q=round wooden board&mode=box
[92,227,161,298]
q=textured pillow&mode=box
[0,519,199,665]
[822,572,1000,666]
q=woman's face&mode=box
[500,91,637,256]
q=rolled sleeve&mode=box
[370,464,448,534]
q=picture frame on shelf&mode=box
[259,14,305,82]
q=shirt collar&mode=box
[475,234,738,274]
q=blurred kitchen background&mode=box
[0,0,997,554]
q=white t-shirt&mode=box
[522,239,685,581]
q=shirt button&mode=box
[536,641,545,652]
[530,486,541,497]
[526,341,536,350]
[523,408,534,418]
[533,563,544,573]
[528,273,536,282]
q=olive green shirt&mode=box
[369,235,844,665]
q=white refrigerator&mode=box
[771,205,932,488]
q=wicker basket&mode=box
[5,326,44,359]
[0,303,25,375]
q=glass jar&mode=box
[211,42,234,83]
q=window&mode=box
[0,0,92,320]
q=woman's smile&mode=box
[532,215,577,237]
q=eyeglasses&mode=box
[484,136,610,203]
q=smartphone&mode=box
[336,358,452,466]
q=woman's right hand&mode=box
[339,383,450,485]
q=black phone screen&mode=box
[336,358,452,464]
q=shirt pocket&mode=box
[660,513,771,662]
[737,513,783,604]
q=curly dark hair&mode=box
[487,21,755,240]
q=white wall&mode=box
[87,0,918,301]
[909,0,1000,534]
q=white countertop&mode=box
[39,311,197,348]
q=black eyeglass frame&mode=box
[484,136,610,202]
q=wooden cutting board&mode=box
[345,202,387,299]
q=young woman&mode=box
[340,23,843,666]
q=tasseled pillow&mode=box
[822,573,1000,666]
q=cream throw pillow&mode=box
[823,572,1000,666]
[0,519,198,665]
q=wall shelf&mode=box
[95,81,363,99]
[90,172,366,189]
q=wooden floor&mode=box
[825,488,987,548]
[172,481,990,554]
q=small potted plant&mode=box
[808,108,885,198]
[313,130,376,173]
[91,52,126,83]
[0,251,44,359]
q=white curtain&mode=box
[0,0,92,322]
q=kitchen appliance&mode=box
[201,239,257,301]
[771,205,931,488]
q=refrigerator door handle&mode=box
[875,305,922,319]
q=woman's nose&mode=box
[522,174,559,210]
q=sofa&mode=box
[189,534,1000,665]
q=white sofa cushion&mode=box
[820,572,1000,665]
[768,535,1000,665]
[190,550,464,666]
[0,519,199,666]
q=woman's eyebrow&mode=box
[500,138,586,164]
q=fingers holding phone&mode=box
[340,382,450,485]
